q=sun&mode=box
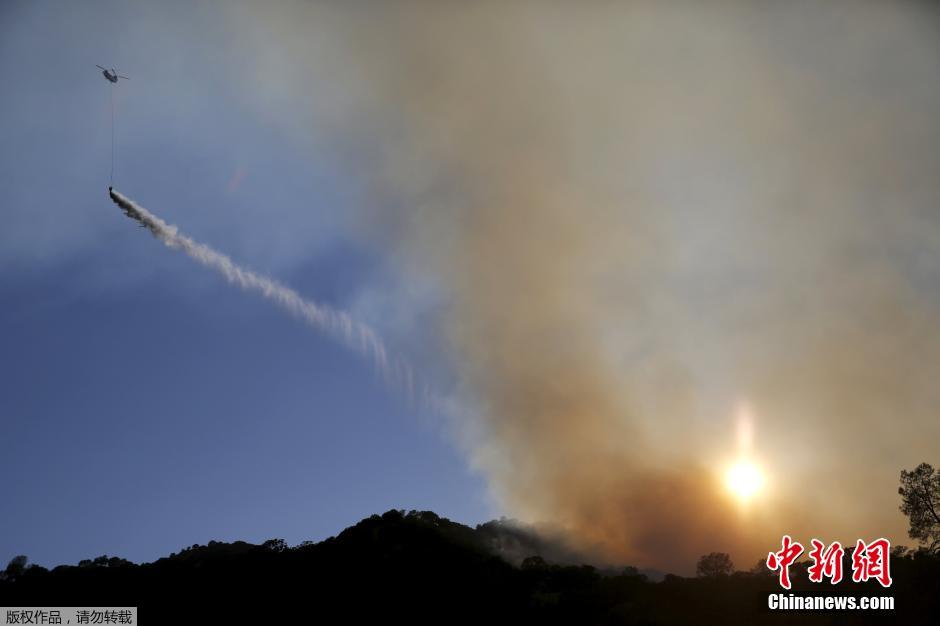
[725,459,765,502]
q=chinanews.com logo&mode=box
[764,535,895,611]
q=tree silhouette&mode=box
[899,462,940,553]
[696,552,734,577]
[747,558,773,577]
[521,555,548,571]
[2,509,940,624]
[261,538,288,553]
[2,556,28,582]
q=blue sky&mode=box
[0,1,488,568]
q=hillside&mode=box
[2,510,937,624]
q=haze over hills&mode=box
[2,510,937,625]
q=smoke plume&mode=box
[225,1,940,572]
[108,188,411,392]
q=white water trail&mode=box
[109,188,411,392]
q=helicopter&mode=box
[96,65,129,83]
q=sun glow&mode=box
[722,402,767,504]
[725,459,765,502]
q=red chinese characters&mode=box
[807,539,844,584]
[766,536,893,589]
[851,538,892,588]
[766,535,804,590]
